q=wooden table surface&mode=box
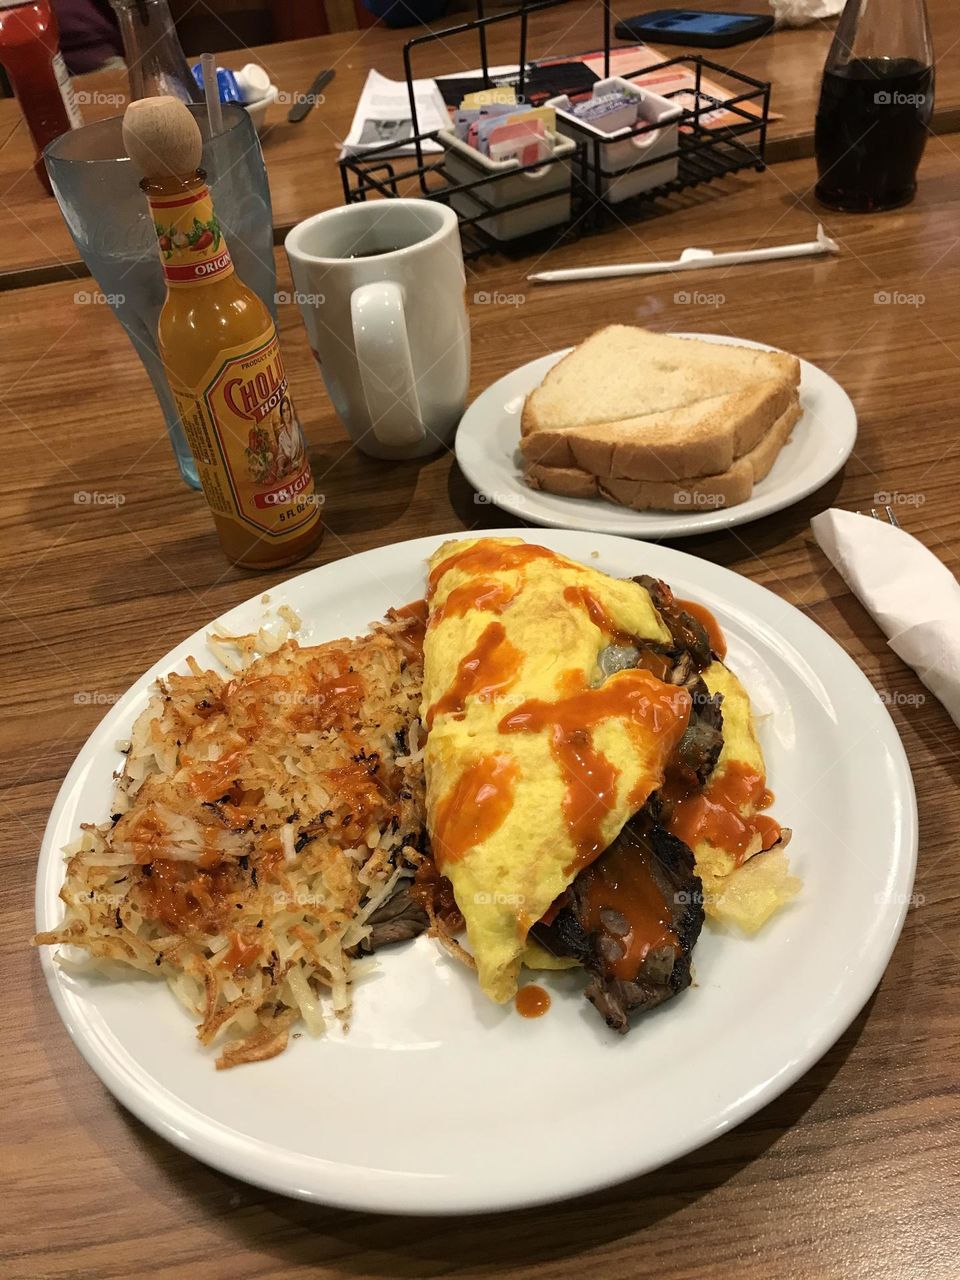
[2,0,959,287]
[3,139,959,1277]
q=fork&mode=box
[857,504,900,527]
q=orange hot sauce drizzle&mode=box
[392,598,428,625]
[187,748,246,803]
[299,668,366,729]
[430,578,518,626]
[499,670,691,874]
[219,929,261,972]
[431,753,520,869]
[663,761,781,866]
[576,840,678,981]
[410,858,464,931]
[562,584,639,648]
[138,857,238,934]
[675,596,728,659]
[322,759,389,831]
[427,540,562,597]
[564,584,678,681]
[121,805,189,865]
[387,598,428,656]
[515,984,551,1018]
[425,621,523,728]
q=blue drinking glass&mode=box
[45,104,277,490]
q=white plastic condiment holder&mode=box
[437,127,577,240]
[547,77,683,204]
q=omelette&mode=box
[422,538,691,1004]
[661,661,800,932]
[421,537,799,1027]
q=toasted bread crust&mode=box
[524,399,801,512]
[520,380,797,480]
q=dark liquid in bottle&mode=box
[815,58,934,212]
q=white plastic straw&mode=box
[527,223,840,284]
[201,52,223,137]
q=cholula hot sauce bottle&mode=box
[123,96,323,568]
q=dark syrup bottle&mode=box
[815,0,934,212]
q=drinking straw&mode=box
[201,52,223,136]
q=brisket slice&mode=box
[531,806,704,1033]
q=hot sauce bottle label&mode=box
[170,326,321,541]
[148,186,234,285]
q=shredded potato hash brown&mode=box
[34,610,426,1068]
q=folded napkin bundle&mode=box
[811,508,960,727]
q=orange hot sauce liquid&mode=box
[664,761,781,866]
[430,578,518,626]
[562,584,640,648]
[220,929,261,972]
[386,599,428,663]
[576,840,678,981]
[148,172,323,569]
[138,858,237,935]
[499,670,691,874]
[675,597,728,659]
[427,541,562,596]
[515,985,551,1018]
[431,753,520,868]
[425,621,523,728]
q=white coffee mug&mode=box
[284,199,471,460]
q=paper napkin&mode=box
[811,507,960,727]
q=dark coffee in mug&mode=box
[347,246,403,258]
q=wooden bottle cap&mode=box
[123,96,203,179]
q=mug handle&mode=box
[350,281,426,448]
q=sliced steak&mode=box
[597,644,724,788]
[592,574,718,699]
[632,574,713,670]
[672,675,724,788]
[356,885,429,953]
[531,806,704,1033]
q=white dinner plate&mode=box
[455,335,858,538]
[36,529,915,1215]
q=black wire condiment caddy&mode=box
[338,0,772,259]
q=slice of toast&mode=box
[520,380,796,480]
[520,326,801,482]
[524,398,801,512]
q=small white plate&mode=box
[455,334,857,538]
[36,530,915,1215]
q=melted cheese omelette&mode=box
[422,537,693,1003]
[665,661,800,931]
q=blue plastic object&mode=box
[191,63,243,104]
